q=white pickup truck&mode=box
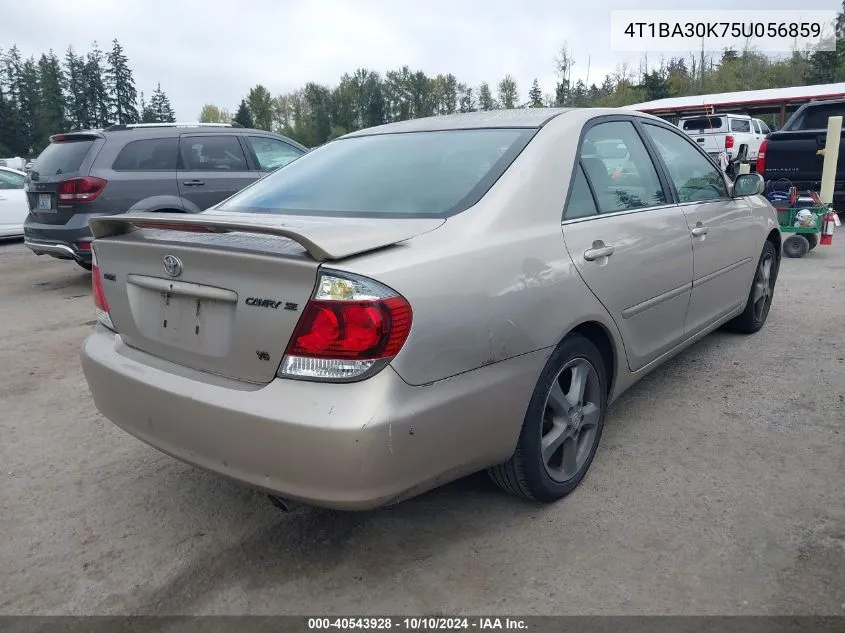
[677,114,771,165]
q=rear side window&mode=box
[564,165,599,220]
[248,136,303,171]
[32,139,94,176]
[730,118,751,133]
[112,138,178,171]
[180,135,248,171]
[681,117,724,132]
[759,121,771,134]
[217,128,535,217]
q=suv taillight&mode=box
[91,248,115,331]
[58,176,107,202]
[724,135,734,150]
[278,272,412,382]
[756,139,768,174]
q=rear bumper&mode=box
[23,213,95,261]
[81,326,547,510]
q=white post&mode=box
[738,163,750,175]
[819,115,842,206]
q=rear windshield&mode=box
[32,139,94,176]
[681,117,724,131]
[215,128,535,218]
[786,103,845,130]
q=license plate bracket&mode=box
[37,194,54,211]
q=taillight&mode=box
[58,176,107,202]
[91,248,115,331]
[725,135,734,149]
[756,139,768,174]
[278,272,412,381]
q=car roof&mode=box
[0,166,25,176]
[52,125,309,152]
[344,108,577,137]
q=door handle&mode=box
[583,243,615,261]
[182,180,205,186]
[691,226,709,237]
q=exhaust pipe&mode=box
[267,494,299,513]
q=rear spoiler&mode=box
[49,131,105,142]
[88,211,445,262]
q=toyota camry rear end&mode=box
[80,112,573,510]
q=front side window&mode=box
[112,138,178,171]
[248,136,303,171]
[0,170,25,189]
[180,135,248,171]
[643,123,729,203]
[580,121,667,213]
[216,128,535,217]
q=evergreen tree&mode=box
[106,39,138,124]
[36,52,66,151]
[248,85,273,130]
[0,87,17,155]
[148,83,175,122]
[63,47,89,129]
[139,91,156,123]
[477,82,496,111]
[497,74,519,109]
[17,56,41,153]
[84,42,111,127]
[233,99,253,127]
[1,47,26,154]
[528,78,543,107]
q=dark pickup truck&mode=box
[759,99,845,207]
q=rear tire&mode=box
[75,260,93,272]
[783,235,809,258]
[488,334,608,503]
[726,240,778,334]
[805,233,818,251]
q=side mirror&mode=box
[733,173,765,197]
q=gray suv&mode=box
[23,122,307,270]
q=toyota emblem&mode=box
[163,254,183,278]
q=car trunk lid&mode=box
[89,211,443,383]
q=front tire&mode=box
[726,240,778,334]
[75,260,93,272]
[489,334,608,503]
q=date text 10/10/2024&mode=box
[307,617,529,630]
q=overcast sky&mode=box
[2,0,837,120]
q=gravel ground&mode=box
[0,235,843,616]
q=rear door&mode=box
[101,137,181,211]
[176,134,259,210]
[562,118,694,372]
[640,121,756,336]
[25,133,102,225]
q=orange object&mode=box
[820,210,836,246]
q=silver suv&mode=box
[23,122,307,270]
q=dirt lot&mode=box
[0,236,843,616]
